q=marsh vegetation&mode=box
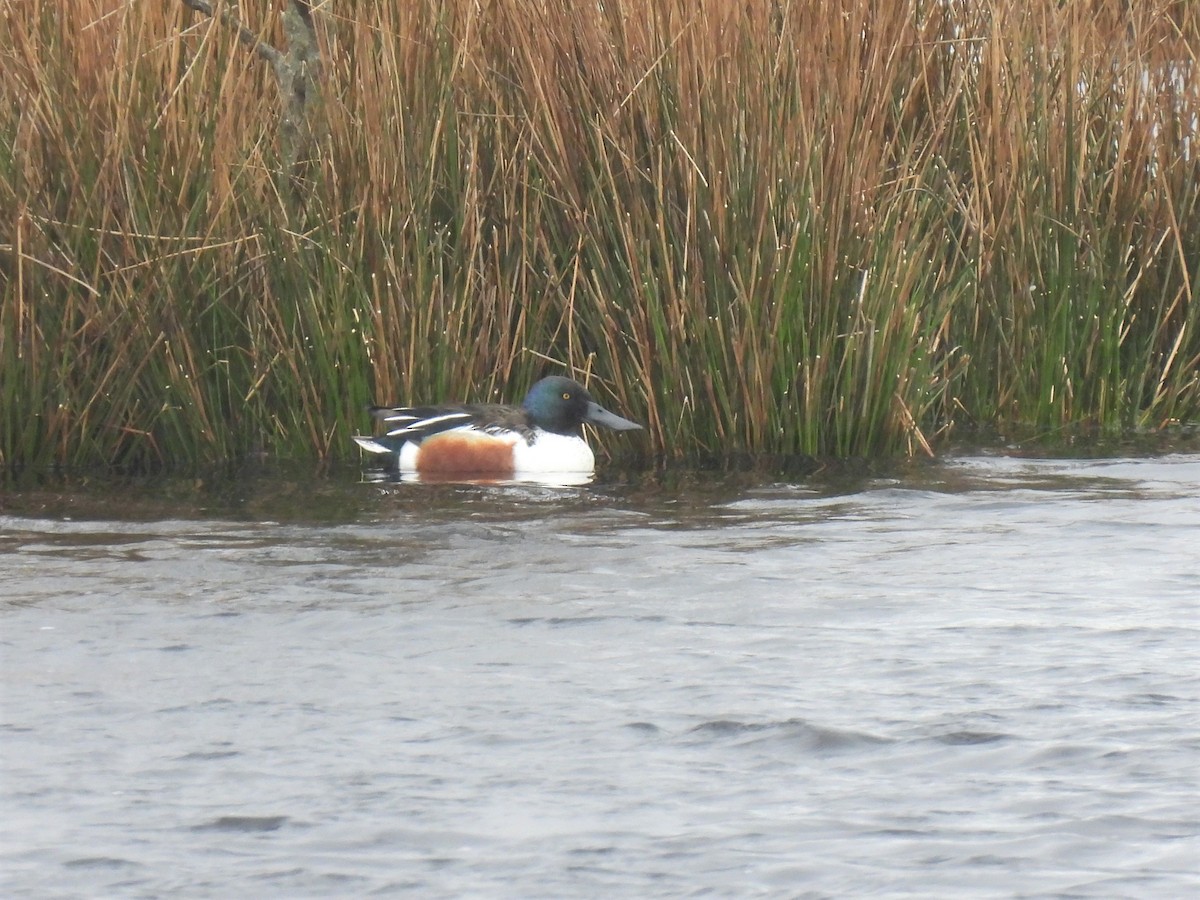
[2,1,1198,469]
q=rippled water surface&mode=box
[3,455,1199,897]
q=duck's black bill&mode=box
[584,402,643,431]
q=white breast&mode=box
[511,429,595,473]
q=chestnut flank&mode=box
[415,432,517,476]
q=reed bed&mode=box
[2,0,1198,470]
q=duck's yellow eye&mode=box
[562,392,571,400]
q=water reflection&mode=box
[364,469,597,488]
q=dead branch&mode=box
[180,0,323,203]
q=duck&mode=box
[353,376,642,480]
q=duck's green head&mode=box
[522,377,643,436]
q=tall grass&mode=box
[1,0,1197,470]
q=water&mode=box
[2,455,1199,897]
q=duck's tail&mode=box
[352,435,403,455]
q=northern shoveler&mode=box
[353,376,642,481]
